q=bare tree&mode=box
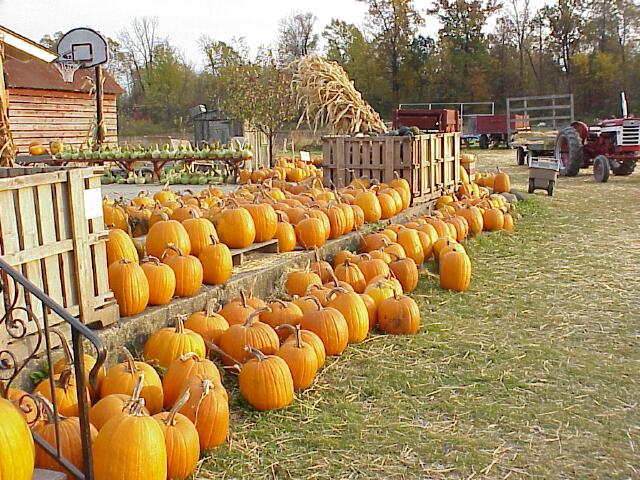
[277,12,319,64]
[119,16,164,93]
[507,0,532,88]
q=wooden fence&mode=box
[322,133,460,203]
[0,166,118,359]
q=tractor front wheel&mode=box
[516,147,526,166]
[555,127,583,177]
[593,155,610,183]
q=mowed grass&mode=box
[200,150,640,479]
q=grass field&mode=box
[200,150,639,479]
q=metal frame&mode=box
[0,257,106,480]
[507,94,575,141]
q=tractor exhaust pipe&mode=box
[621,92,628,118]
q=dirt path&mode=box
[201,150,639,479]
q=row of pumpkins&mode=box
[0,165,516,480]
[103,170,420,318]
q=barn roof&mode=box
[1,25,124,95]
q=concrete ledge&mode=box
[95,200,435,366]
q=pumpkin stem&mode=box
[57,368,73,391]
[175,315,187,334]
[121,347,138,374]
[209,234,219,245]
[328,286,348,302]
[302,295,323,311]
[179,352,201,363]
[244,345,267,362]
[270,298,289,309]
[206,341,242,366]
[274,323,297,336]
[239,289,248,308]
[205,299,221,316]
[166,388,190,426]
[141,255,161,266]
[50,328,73,366]
[161,243,182,259]
[34,393,61,423]
[243,307,270,327]
[359,253,372,261]
[327,268,341,288]
[129,372,145,405]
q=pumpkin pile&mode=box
[103,168,414,318]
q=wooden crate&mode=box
[0,166,118,354]
[322,133,460,202]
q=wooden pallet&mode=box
[229,239,279,266]
[0,166,119,360]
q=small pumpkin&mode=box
[106,228,139,266]
[146,218,191,258]
[143,316,206,369]
[32,395,97,477]
[199,236,233,285]
[33,369,89,417]
[327,287,369,344]
[238,346,294,411]
[185,302,229,346]
[245,200,278,242]
[154,390,200,480]
[274,211,296,252]
[285,268,322,298]
[218,308,280,366]
[260,299,304,335]
[178,377,229,449]
[93,393,167,480]
[140,256,176,305]
[161,245,203,297]
[483,208,505,231]
[183,213,218,257]
[354,191,381,223]
[100,348,164,414]
[295,216,326,249]
[377,291,421,334]
[396,226,425,266]
[162,352,222,409]
[493,168,511,193]
[217,200,256,248]
[334,258,366,293]
[219,290,255,325]
[299,296,349,356]
[278,324,326,369]
[276,326,319,390]
[389,255,419,293]
[89,375,149,431]
[439,250,472,292]
[108,258,149,317]
[360,293,378,329]
[357,253,390,284]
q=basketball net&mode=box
[55,61,81,83]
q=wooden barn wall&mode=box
[6,88,118,152]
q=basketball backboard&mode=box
[56,28,108,68]
[55,27,108,82]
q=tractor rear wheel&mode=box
[555,127,583,177]
[479,134,489,149]
[593,155,610,183]
[516,147,526,166]
[609,160,636,176]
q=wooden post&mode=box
[94,66,105,146]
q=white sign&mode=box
[300,151,311,162]
[84,188,103,220]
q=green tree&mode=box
[358,0,423,107]
[216,53,298,165]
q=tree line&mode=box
[42,0,640,137]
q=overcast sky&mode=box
[1,0,549,69]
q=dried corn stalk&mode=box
[0,36,16,167]
[292,55,387,135]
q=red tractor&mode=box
[555,93,640,182]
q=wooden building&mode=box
[1,25,123,153]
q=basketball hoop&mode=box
[55,61,81,83]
